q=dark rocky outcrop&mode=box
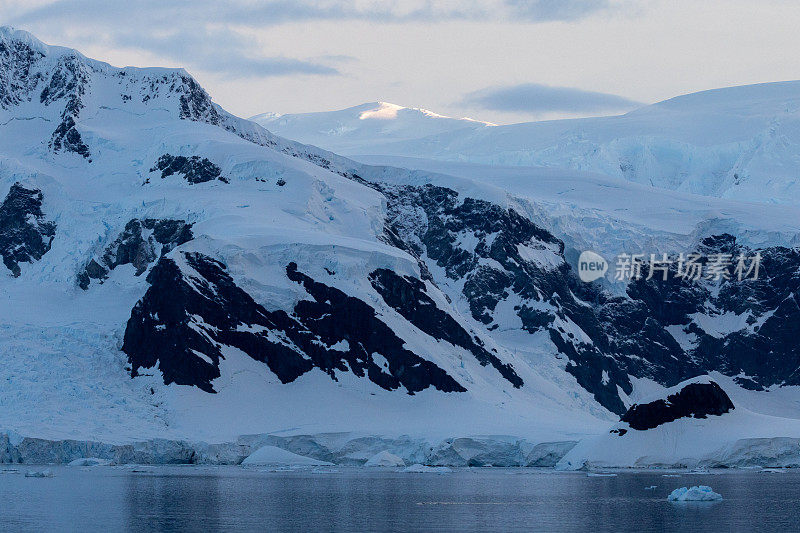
[78,218,193,289]
[123,252,465,394]
[600,235,800,394]
[621,380,735,430]
[150,154,227,184]
[176,74,222,124]
[43,54,91,159]
[369,268,523,388]
[374,181,800,414]
[378,183,633,413]
[50,115,90,159]
[0,37,44,108]
[0,183,56,277]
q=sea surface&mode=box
[1,466,798,532]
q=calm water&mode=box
[1,466,798,532]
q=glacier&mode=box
[259,82,800,205]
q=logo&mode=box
[578,250,608,282]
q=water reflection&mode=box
[1,467,799,532]
[125,470,222,531]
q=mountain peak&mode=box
[0,26,77,60]
[356,101,491,123]
[357,101,406,120]
[0,25,40,43]
[250,101,493,154]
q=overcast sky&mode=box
[4,0,800,124]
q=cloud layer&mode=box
[12,0,615,26]
[463,83,642,114]
[505,0,612,22]
[7,0,616,78]
[112,28,339,78]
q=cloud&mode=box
[10,0,615,27]
[505,0,613,21]
[6,0,619,79]
[112,28,339,78]
[7,2,344,78]
[462,83,642,114]
[314,54,359,64]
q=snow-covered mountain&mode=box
[2,27,800,468]
[251,101,492,155]
[0,26,607,445]
[259,82,800,205]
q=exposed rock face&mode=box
[379,183,631,412]
[377,182,800,414]
[685,237,800,390]
[0,35,44,108]
[0,32,91,158]
[175,74,222,124]
[621,380,735,430]
[369,268,522,387]
[150,154,227,184]
[0,29,238,161]
[78,218,193,289]
[555,233,800,413]
[0,183,56,277]
[123,252,465,394]
[600,234,800,394]
[43,54,91,159]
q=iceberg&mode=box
[364,451,405,467]
[668,486,722,502]
[241,446,333,467]
[24,469,54,478]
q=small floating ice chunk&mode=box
[402,464,453,473]
[364,451,405,467]
[668,485,722,502]
[645,485,657,490]
[587,472,617,477]
[25,469,54,478]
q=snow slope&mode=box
[353,155,800,263]
[559,375,800,469]
[261,82,800,205]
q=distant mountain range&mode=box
[255,81,800,205]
